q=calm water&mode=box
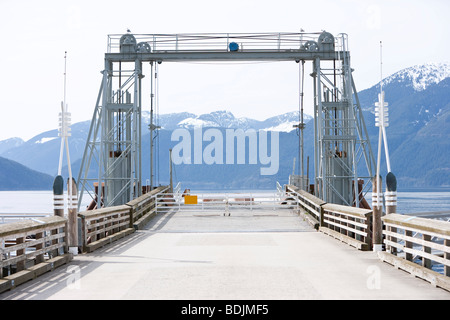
[0,189,449,215]
[0,191,91,215]
[391,190,450,214]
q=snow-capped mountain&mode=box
[143,110,312,132]
[263,112,313,132]
[142,111,196,130]
[174,110,251,129]
[0,110,312,177]
[0,137,24,154]
[359,62,450,134]
[357,61,450,187]
[381,62,450,91]
[1,61,449,189]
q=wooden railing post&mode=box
[405,230,413,261]
[366,212,373,249]
[80,215,87,252]
[16,237,25,271]
[422,234,432,269]
[68,178,79,255]
[445,239,450,277]
[385,172,397,254]
[319,205,324,227]
[372,176,383,251]
[35,232,45,264]
[0,250,3,278]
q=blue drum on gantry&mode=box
[229,42,239,52]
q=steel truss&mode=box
[77,31,375,209]
[312,34,374,206]
[77,58,143,209]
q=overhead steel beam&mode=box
[105,50,348,63]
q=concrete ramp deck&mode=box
[1,207,449,300]
[149,206,311,233]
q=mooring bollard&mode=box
[385,172,397,214]
[53,175,64,217]
[52,175,65,257]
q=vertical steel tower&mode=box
[77,33,143,208]
[312,33,374,206]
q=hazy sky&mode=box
[0,0,448,141]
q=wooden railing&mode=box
[286,185,372,251]
[78,204,133,253]
[0,186,169,293]
[286,186,325,228]
[78,186,169,253]
[320,203,372,251]
[127,186,169,229]
[286,184,450,287]
[0,216,72,292]
[378,213,450,290]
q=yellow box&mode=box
[184,195,198,205]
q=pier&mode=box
[0,185,449,300]
[1,31,449,302]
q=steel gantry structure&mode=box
[77,31,375,209]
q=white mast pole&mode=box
[57,52,74,209]
[375,41,383,209]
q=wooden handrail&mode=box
[285,184,372,250]
[78,204,132,252]
[0,216,66,238]
[126,186,168,207]
[126,186,169,229]
[382,213,450,237]
[285,185,325,225]
[78,204,130,220]
[0,216,69,279]
[321,203,372,250]
[380,213,450,286]
[78,186,169,252]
